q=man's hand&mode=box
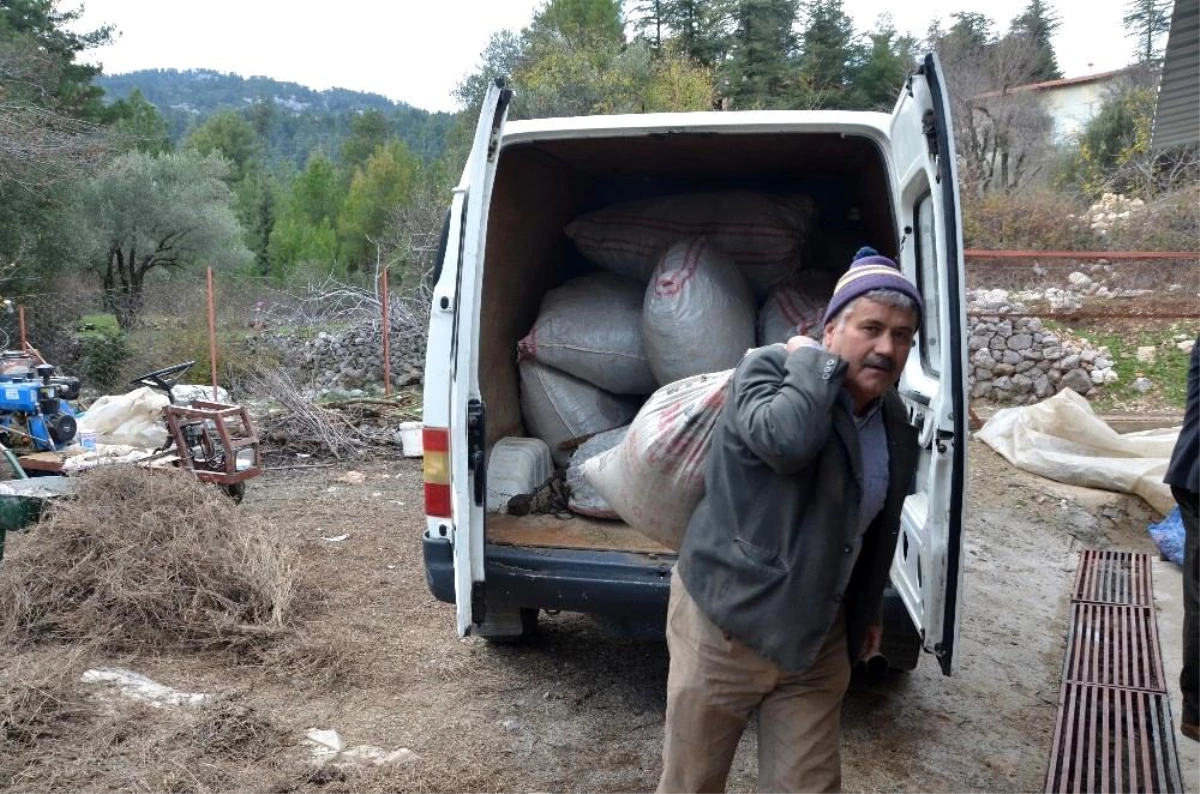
[859,624,883,660]
[785,335,822,354]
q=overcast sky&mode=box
[71,0,1134,113]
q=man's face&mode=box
[822,298,917,410]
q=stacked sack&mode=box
[515,190,837,540]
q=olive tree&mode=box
[78,150,252,327]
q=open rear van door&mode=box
[422,80,512,637]
[887,53,968,675]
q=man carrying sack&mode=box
[658,248,923,793]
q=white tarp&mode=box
[976,389,1181,515]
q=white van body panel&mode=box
[432,57,967,670]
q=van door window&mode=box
[915,193,941,377]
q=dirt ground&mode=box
[1,437,1195,793]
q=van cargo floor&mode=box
[487,513,675,555]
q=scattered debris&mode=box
[337,470,367,484]
[80,668,208,708]
[321,534,350,543]
[303,727,419,768]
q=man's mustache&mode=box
[862,354,895,372]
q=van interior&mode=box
[479,131,899,554]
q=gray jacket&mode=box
[678,344,920,673]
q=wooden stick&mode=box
[207,267,218,400]
[381,267,392,397]
[18,304,26,352]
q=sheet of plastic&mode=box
[976,388,1181,515]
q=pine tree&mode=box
[722,0,800,108]
[1122,0,1172,65]
[629,0,665,50]
[1010,0,1062,81]
[661,0,733,66]
[797,0,857,108]
[847,15,915,111]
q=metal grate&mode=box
[1063,603,1166,691]
[1047,552,1183,793]
[1046,685,1182,794]
[1072,550,1153,606]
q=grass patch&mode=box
[1072,322,1195,412]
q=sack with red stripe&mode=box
[517,272,658,396]
[564,191,814,295]
[581,369,734,551]
[756,270,836,346]
[642,237,756,385]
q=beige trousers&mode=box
[657,570,852,794]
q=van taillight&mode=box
[423,427,451,518]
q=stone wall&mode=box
[248,318,426,397]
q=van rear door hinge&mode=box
[467,399,486,507]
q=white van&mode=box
[422,53,967,675]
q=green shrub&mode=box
[121,315,279,395]
[75,313,129,392]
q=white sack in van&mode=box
[757,272,836,346]
[517,272,658,395]
[567,424,629,519]
[563,191,813,295]
[643,238,756,385]
[519,360,641,467]
[582,369,733,550]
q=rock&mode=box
[1090,368,1105,385]
[993,376,1013,391]
[1178,340,1196,354]
[1022,349,1044,361]
[1028,318,1043,333]
[968,335,990,351]
[1133,376,1152,393]
[1011,374,1034,393]
[1081,349,1096,364]
[1034,375,1052,398]
[972,349,996,368]
[1042,346,1062,360]
[993,363,1016,377]
[972,381,992,399]
[996,320,1013,338]
[1006,333,1033,351]
[989,337,1008,352]
[1015,360,1037,374]
[1102,369,1119,384]
[1061,368,1093,394]
[1136,346,1156,364]
[1002,350,1023,364]
[974,367,994,380]
[1059,354,1081,371]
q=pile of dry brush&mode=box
[0,465,299,654]
[248,366,421,461]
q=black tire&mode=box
[221,482,246,504]
[878,588,922,672]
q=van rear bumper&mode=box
[422,531,675,618]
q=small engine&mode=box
[0,355,80,452]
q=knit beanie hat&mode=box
[821,247,924,329]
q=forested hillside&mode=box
[95,69,455,165]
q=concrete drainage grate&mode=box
[1046,551,1183,793]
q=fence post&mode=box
[18,305,26,353]
[207,267,218,401]
[381,267,392,397]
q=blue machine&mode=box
[0,357,80,452]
